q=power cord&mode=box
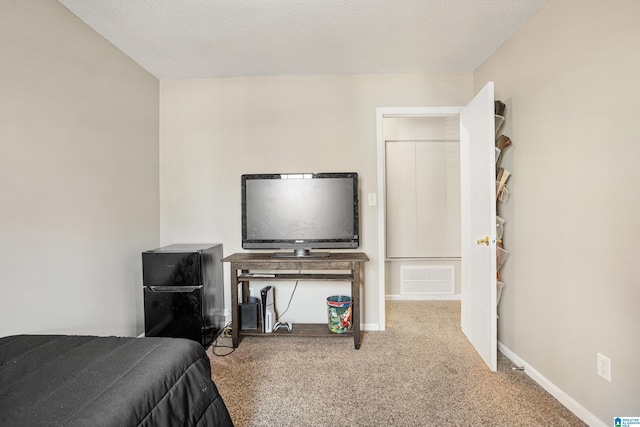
[276,271,300,322]
[208,321,235,356]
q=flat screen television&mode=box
[242,172,359,257]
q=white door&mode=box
[459,82,498,371]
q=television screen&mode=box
[242,173,359,256]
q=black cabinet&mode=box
[143,244,224,346]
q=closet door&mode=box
[385,141,416,258]
[444,141,461,256]
[386,140,459,258]
[415,141,446,257]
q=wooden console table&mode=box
[222,252,368,349]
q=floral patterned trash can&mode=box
[327,295,352,333]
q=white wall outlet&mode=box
[597,352,612,382]
[367,193,377,206]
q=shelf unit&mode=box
[222,252,369,349]
[495,100,511,306]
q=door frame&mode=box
[375,106,463,330]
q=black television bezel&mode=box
[241,172,359,253]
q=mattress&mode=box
[0,335,233,427]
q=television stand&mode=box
[270,249,330,258]
[222,252,369,349]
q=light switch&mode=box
[368,193,377,206]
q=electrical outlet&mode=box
[597,353,611,382]
[367,193,377,206]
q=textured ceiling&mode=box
[57,0,545,79]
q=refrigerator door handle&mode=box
[148,286,201,292]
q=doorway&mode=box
[376,107,463,331]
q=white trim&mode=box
[498,341,607,427]
[361,322,380,331]
[386,294,461,301]
[376,107,463,333]
[377,107,464,118]
[375,109,386,331]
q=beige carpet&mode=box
[207,301,586,427]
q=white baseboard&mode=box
[498,341,606,427]
[362,322,380,331]
[386,294,461,301]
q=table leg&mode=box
[353,261,361,350]
[230,263,239,348]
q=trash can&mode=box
[327,295,352,333]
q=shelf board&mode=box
[239,323,353,338]
[238,273,353,282]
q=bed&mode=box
[0,334,233,426]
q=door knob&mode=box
[476,236,502,246]
[477,236,490,246]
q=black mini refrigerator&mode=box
[142,244,224,346]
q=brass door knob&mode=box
[477,236,490,246]
[476,236,502,246]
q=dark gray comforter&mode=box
[0,335,233,426]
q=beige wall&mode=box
[159,74,473,327]
[475,0,640,422]
[0,1,159,337]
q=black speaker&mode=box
[239,296,260,330]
